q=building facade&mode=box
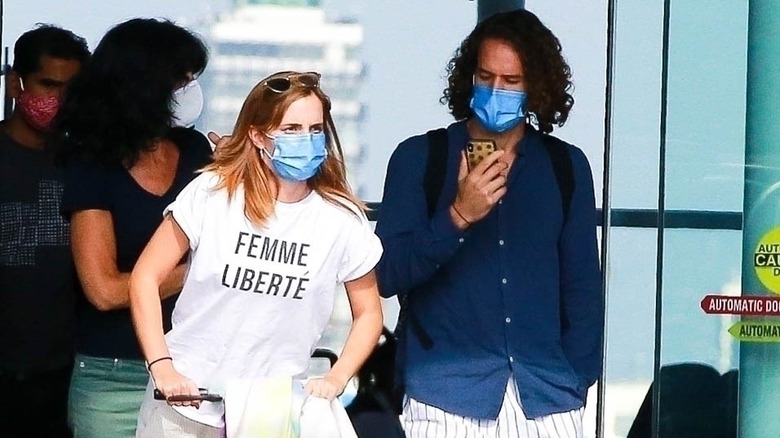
[202,0,367,195]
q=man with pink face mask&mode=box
[0,24,89,437]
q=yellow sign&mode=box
[729,322,780,342]
[754,227,780,295]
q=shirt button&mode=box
[509,356,514,363]
[505,317,511,323]
[458,238,465,243]
[502,278,507,284]
[499,240,505,246]
[499,200,503,205]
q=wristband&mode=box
[147,356,172,371]
[452,205,472,226]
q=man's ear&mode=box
[6,70,21,100]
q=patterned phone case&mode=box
[466,140,497,170]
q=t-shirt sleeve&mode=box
[60,157,112,219]
[337,211,384,283]
[164,173,213,250]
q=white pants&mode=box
[136,395,223,438]
[403,379,584,438]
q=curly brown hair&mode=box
[441,9,573,134]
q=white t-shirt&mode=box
[162,172,383,427]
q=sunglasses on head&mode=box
[263,72,321,93]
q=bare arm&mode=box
[71,210,187,311]
[306,270,383,400]
[129,215,200,405]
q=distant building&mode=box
[202,0,367,195]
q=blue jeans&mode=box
[67,354,148,438]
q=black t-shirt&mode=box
[0,124,78,374]
[61,127,212,360]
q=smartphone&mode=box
[153,388,223,402]
[466,139,497,171]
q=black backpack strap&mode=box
[542,134,575,222]
[423,128,449,217]
[394,129,447,356]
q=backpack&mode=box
[392,126,576,410]
[345,327,406,437]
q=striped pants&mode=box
[403,379,584,438]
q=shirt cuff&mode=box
[430,206,468,242]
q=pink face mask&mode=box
[17,80,60,131]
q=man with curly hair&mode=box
[375,9,603,438]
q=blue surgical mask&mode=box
[262,132,328,181]
[469,83,527,133]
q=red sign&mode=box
[700,295,780,316]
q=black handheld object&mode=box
[153,388,223,402]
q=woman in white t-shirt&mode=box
[129,71,384,437]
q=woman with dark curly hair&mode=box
[376,8,602,438]
[53,18,211,437]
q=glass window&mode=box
[602,228,657,438]
[664,2,747,212]
[525,0,608,206]
[604,1,748,437]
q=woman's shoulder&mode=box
[63,152,123,181]
[315,193,368,225]
[170,170,218,205]
[185,170,221,192]
[168,126,209,146]
[168,127,212,165]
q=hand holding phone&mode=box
[153,388,223,402]
[453,138,507,227]
[466,139,497,171]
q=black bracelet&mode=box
[147,356,172,371]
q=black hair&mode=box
[442,9,574,133]
[54,18,209,166]
[12,24,90,77]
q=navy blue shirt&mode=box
[61,127,212,360]
[375,122,603,419]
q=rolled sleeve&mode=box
[339,213,384,283]
[163,173,213,250]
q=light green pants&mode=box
[67,354,148,438]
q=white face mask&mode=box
[171,79,204,128]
